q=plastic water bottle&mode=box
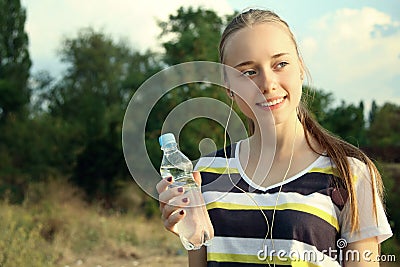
[159,133,214,250]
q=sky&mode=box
[21,0,400,109]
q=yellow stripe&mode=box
[308,166,338,176]
[208,252,320,266]
[206,202,339,231]
[197,166,239,174]
[309,166,357,182]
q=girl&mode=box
[156,9,392,267]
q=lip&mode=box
[256,95,287,111]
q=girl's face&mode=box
[223,23,304,126]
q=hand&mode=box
[156,171,202,236]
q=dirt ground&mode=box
[61,256,398,267]
[61,254,187,267]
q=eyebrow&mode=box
[233,53,289,68]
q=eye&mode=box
[275,61,289,69]
[242,69,257,76]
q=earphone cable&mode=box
[223,97,297,267]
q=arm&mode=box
[343,237,379,267]
[189,246,207,267]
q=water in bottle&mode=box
[159,133,214,250]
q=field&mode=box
[0,179,187,267]
[1,163,399,267]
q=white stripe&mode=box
[208,236,341,266]
[312,156,333,169]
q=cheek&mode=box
[282,72,303,102]
[235,96,256,119]
[291,82,303,102]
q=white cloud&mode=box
[22,0,233,76]
[300,7,400,106]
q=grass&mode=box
[0,179,187,267]
[379,162,400,263]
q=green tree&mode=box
[0,0,31,121]
[368,103,400,147]
[302,86,334,124]
[0,0,32,202]
[48,28,131,137]
[158,6,225,64]
[42,28,162,201]
[150,7,240,162]
[324,100,366,146]
[368,100,378,127]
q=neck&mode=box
[250,114,304,158]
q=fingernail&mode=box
[179,210,184,215]
[178,187,183,193]
[182,197,188,203]
[166,177,172,182]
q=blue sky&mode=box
[22,0,400,109]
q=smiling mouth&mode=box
[256,95,287,108]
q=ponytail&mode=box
[297,103,383,233]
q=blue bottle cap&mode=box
[159,133,176,147]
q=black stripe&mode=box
[266,172,348,211]
[266,172,345,196]
[201,172,264,194]
[208,209,338,253]
[201,172,348,210]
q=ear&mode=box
[224,78,234,98]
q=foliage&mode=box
[0,115,64,203]
[34,28,162,201]
[0,202,56,267]
[324,100,367,146]
[0,0,33,203]
[152,7,245,165]
[302,85,335,123]
[368,103,400,147]
[0,179,186,266]
[379,163,400,259]
[158,6,225,64]
[0,0,31,121]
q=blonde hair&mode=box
[219,9,383,233]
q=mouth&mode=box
[256,95,287,109]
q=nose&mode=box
[257,67,277,94]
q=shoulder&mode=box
[321,155,372,182]
[194,143,237,169]
[346,156,374,185]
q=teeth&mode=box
[260,97,285,107]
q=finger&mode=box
[159,186,184,212]
[164,209,186,234]
[159,186,184,204]
[156,176,173,194]
[161,195,190,220]
[193,171,202,187]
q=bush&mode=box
[0,203,56,267]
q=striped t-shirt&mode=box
[195,141,392,267]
